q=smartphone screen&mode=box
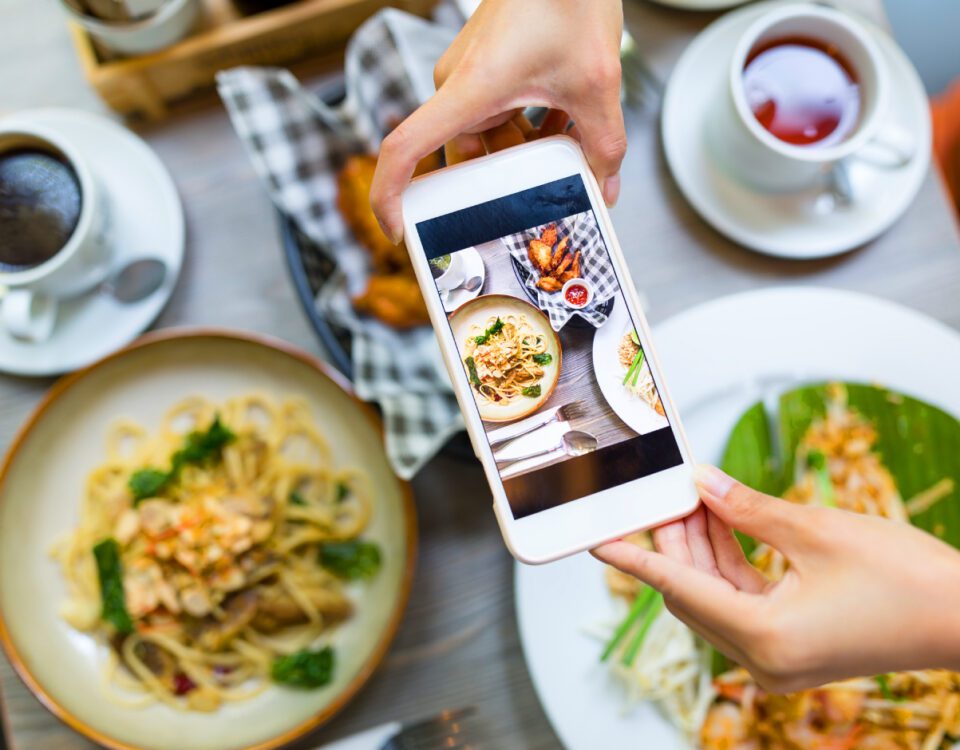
[415,175,684,520]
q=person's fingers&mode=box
[539,108,571,138]
[370,83,494,243]
[480,118,527,153]
[565,67,627,206]
[695,464,811,555]
[591,541,757,635]
[706,508,768,593]
[662,597,749,668]
[683,507,721,577]
[444,133,485,165]
[652,519,693,566]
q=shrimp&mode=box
[700,703,762,750]
[782,716,863,750]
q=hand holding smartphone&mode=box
[402,137,697,563]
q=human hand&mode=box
[370,0,627,243]
[593,465,960,692]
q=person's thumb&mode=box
[695,464,811,555]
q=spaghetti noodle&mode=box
[52,394,377,712]
[462,314,551,405]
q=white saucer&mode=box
[441,246,486,312]
[662,1,932,259]
[0,109,184,376]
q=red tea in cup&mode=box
[742,35,861,147]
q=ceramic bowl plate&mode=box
[0,331,416,750]
[448,294,562,422]
[515,287,960,750]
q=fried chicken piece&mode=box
[540,224,558,247]
[548,236,569,271]
[556,251,583,284]
[337,154,407,273]
[528,239,554,274]
[353,273,430,328]
[536,276,563,293]
[554,252,574,277]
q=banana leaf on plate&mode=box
[720,382,960,555]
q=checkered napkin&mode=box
[501,210,618,331]
[216,10,464,479]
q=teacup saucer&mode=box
[441,246,486,313]
[661,1,932,259]
[0,109,184,376]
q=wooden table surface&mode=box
[1,0,959,749]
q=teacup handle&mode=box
[2,289,58,343]
[854,125,916,170]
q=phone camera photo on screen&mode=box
[415,175,684,521]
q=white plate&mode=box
[662,2,932,259]
[0,332,416,750]
[441,247,486,313]
[591,295,670,436]
[516,287,960,750]
[0,108,184,376]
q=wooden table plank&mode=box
[1,0,959,749]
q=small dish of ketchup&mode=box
[561,278,593,309]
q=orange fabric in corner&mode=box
[932,79,960,216]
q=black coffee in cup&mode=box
[0,146,83,272]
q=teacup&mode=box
[431,251,466,293]
[709,4,914,194]
[0,122,112,342]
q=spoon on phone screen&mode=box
[496,430,598,467]
[441,275,483,305]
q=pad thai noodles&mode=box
[599,384,959,749]
[618,329,665,417]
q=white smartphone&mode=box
[402,136,698,563]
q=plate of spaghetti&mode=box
[0,330,416,750]
[448,295,561,422]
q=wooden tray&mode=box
[69,0,437,120]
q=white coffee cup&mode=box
[433,252,466,292]
[0,123,112,342]
[709,4,914,194]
